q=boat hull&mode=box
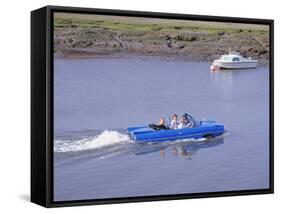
[213,61,258,69]
[127,121,224,143]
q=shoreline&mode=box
[54,13,270,64]
[54,50,269,66]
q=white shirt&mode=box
[178,122,185,129]
[178,121,192,129]
[170,119,178,129]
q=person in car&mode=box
[149,117,167,130]
[169,114,178,129]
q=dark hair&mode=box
[182,114,189,122]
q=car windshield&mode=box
[184,113,197,125]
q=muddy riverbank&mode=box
[54,13,270,63]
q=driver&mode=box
[178,115,188,129]
[178,114,193,129]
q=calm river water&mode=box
[54,56,269,201]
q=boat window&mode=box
[232,57,240,62]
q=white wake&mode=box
[54,130,130,153]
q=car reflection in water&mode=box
[135,138,224,160]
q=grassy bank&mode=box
[54,13,269,62]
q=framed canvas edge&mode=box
[31,5,274,208]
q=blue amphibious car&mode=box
[127,114,224,143]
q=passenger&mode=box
[178,115,188,129]
[169,114,178,129]
[158,117,165,126]
[149,117,167,130]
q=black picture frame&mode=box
[31,5,274,208]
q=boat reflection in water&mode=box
[135,137,224,160]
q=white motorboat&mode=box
[213,52,258,69]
